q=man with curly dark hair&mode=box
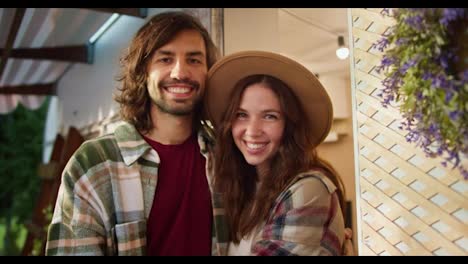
[45,11,219,256]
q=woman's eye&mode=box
[265,114,278,120]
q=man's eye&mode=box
[189,58,202,64]
[236,112,247,119]
[158,57,172,63]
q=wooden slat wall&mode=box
[350,8,468,256]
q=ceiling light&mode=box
[336,35,349,60]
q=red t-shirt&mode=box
[143,133,212,256]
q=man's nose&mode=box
[170,60,191,80]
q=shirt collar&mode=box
[114,121,213,166]
[114,122,152,166]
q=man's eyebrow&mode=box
[154,50,205,58]
[187,51,205,57]
[155,50,174,56]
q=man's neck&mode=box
[143,105,194,145]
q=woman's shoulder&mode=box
[269,169,340,223]
[282,169,337,204]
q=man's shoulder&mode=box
[80,133,118,151]
[72,133,121,168]
[77,121,138,156]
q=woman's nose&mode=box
[245,119,262,137]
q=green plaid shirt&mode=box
[46,121,227,255]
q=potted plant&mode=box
[374,8,467,179]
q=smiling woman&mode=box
[220,9,357,254]
[231,79,286,175]
[205,51,347,256]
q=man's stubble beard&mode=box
[152,93,202,116]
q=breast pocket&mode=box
[112,220,147,255]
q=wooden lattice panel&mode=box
[351,8,468,256]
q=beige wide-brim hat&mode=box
[204,50,333,148]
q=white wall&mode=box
[224,8,279,54]
[319,74,351,119]
[224,8,350,119]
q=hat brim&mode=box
[204,51,333,148]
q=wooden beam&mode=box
[0,44,94,64]
[0,83,56,95]
[0,8,26,81]
[84,8,147,18]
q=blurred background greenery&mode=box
[0,97,49,255]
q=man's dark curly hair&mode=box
[114,11,219,133]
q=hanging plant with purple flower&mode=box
[374,8,468,179]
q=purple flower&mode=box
[395,37,409,46]
[428,123,438,134]
[399,58,419,75]
[422,72,433,81]
[414,111,423,121]
[447,150,461,167]
[405,131,420,143]
[445,90,454,103]
[375,37,390,52]
[431,74,448,89]
[437,49,457,71]
[439,54,449,70]
[416,91,424,100]
[440,8,466,27]
[449,110,460,121]
[381,8,391,17]
[461,167,468,180]
[460,69,468,82]
[405,14,424,30]
[376,55,396,73]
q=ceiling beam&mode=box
[84,8,147,18]
[0,8,26,81]
[0,82,57,95]
[0,44,94,64]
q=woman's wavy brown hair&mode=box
[213,75,346,243]
[114,11,219,133]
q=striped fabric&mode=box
[212,171,346,256]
